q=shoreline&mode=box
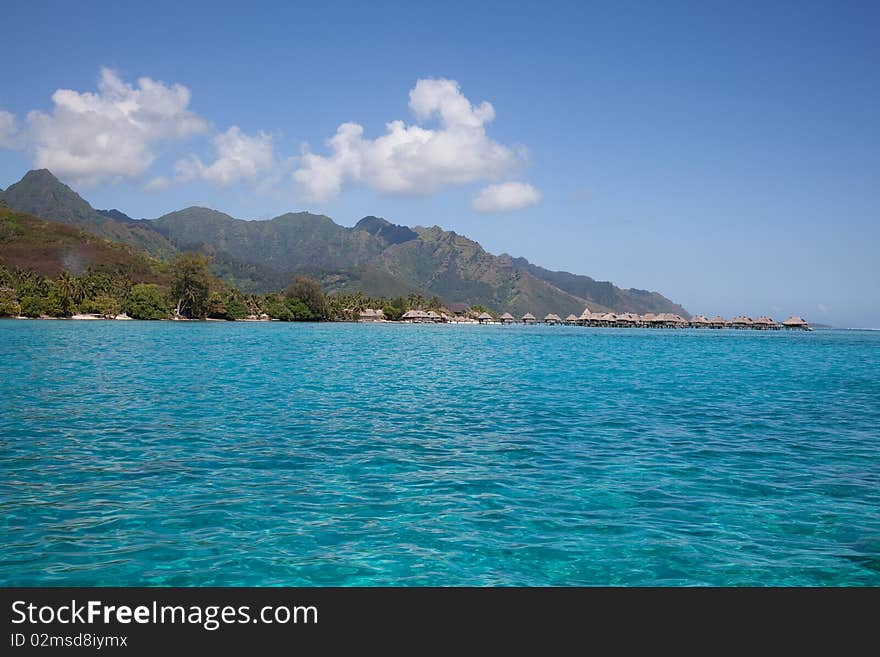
[0,315,836,330]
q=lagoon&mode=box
[1,321,879,585]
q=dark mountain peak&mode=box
[14,169,78,196]
[20,168,61,183]
[96,208,136,223]
[4,169,96,224]
[354,215,418,245]
[354,215,391,230]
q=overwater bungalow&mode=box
[619,312,640,326]
[753,316,780,330]
[499,312,515,324]
[782,316,810,330]
[689,315,710,328]
[522,313,536,324]
[578,307,592,325]
[477,312,495,324]
[426,310,443,323]
[544,313,562,324]
[565,314,578,324]
[401,309,430,323]
[598,312,618,326]
[586,311,606,326]
[708,315,726,329]
[728,316,754,329]
[358,308,385,322]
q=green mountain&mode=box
[0,204,167,283]
[2,170,177,259]
[1,169,689,316]
[153,207,384,273]
[369,225,688,317]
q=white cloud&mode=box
[26,68,207,186]
[174,126,275,187]
[0,110,18,148]
[293,78,526,202]
[472,181,542,213]
[144,176,170,193]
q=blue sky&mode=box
[1,0,878,326]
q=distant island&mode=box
[0,169,807,329]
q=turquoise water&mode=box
[1,321,879,586]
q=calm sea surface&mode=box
[1,321,879,585]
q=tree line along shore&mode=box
[0,254,809,329]
[0,253,510,323]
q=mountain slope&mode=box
[511,258,690,317]
[2,170,177,259]
[0,205,167,282]
[369,225,686,317]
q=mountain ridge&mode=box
[1,169,689,317]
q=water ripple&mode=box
[1,321,879,585]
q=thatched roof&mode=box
[500,312,514,320]
[690,315,709,324]
[642,313,657,321]
[565,314,578,321]
[579,307,592,320]
[709,315,725,324]
[619,313,639,322]
[544,313,562,321]
[522,313,536,320]
[426,310,440,318]
[782,316,808,326]
[477,312,494,320]
[655,313,686,323]
[401,310,418,319]
[588,312,606,321]
[359,308,384,319]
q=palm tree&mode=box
[56,271,79,314]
